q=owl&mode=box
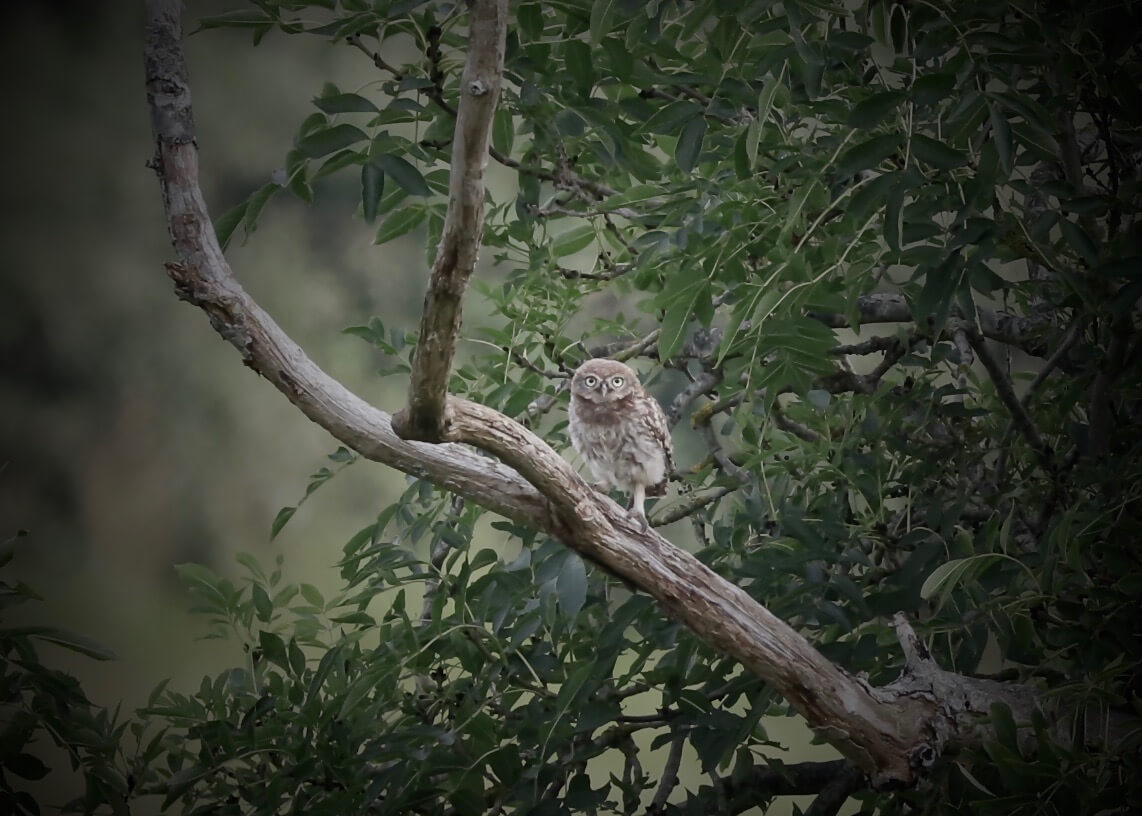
[568,358,674,527]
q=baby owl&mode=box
[568,359,674,527]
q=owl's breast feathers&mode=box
[571,392,636,425]
[570,393,672,494]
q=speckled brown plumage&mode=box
[568,359,673,527]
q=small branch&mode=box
[1022,318,1083,405]
[966,330,1052,467]
[995,318,1083,482]
[648,729,686,812]
[772,403,823,444]
[506,348,569,379]
[649,485,736,527]
[557,263,631,282]
[394,0,508,442]
[809,294,1056,358]
[829,335,901,356]
[666,370,722,428]
[588,330,661,362]
[345,33,403,79]
[891,612,934,671]
[804,764,866,816]
[723,760,856,814]
[532,201,647,221]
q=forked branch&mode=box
[392,0,508,442]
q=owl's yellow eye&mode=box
[610,376,624,388]
[583,375,599,387]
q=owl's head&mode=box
[571,359,639,403]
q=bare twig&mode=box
[557,263,632,282]
[648,729,686,812]
[995,318,1083,482]
[804,764,866,816]
[650,485,736,527]
[723,760,856,814]
[666,370,722,428]
[829,335,901,356]
[345,33,404,79]
[772,403,823,444]
[393,0,508,442]
[966,331,1052,467]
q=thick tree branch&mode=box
[392,0,507,442]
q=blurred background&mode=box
[0,1,430,710]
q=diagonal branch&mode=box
[966,330,1052,467]
[392,0,508,443]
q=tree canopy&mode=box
[10,0,1141,813]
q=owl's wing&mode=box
[644,393,674,495]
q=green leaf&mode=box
[675,116,707,174]
[920,554,1008,612]
[270,506,297,541]
[659,298,693,362]
[563,40,594,92]
[288,638,306,676]
[241,182,280,237]
[299,583,324,608]
[297,123,369,158]
[749,69,784,165]
[589,0,617,46]
[912,253,965,333]
[492,108,514,156]
[258,630,288,670]
[469,548,499,570]
[555,553,587,618]
[643,101,702,135]
[5,753,49,781]
[361,163,384,223]
[885,181,905,252]
[214,199,249,251]
[313,93,379,114]
[5,626,118,661]
[848,90,905,129]
[375,206,426,245]
[910,134,968,169]
[834,134,901,177]
[911,72,957,106]
[987,103,1013,173]
[252,584,272,623]
[990,701,1019,750]
[371,154,432,196]
[1060,219,1099,267]
[551,224,597,257]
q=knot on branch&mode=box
[467,78,489,96]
